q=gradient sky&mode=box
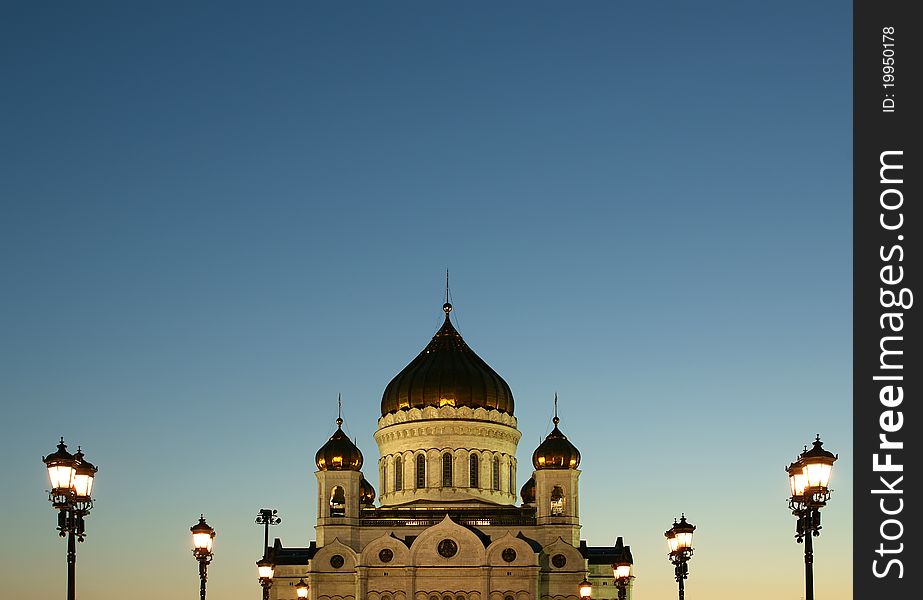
[0,2,851,599]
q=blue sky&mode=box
[1,2,851,599]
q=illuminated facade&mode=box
[266,302,632,600]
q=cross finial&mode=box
[443,269,453,315]
[553,392,559,426]
[336,393,343,427]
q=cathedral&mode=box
[264,300,633,600]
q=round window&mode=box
[502,548,517,563]
[438,538,458,558]
[551,553,567,568]
[330,554,344,569]
[379,548,393,563]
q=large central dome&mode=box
[380,303,515,417]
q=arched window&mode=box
[394,456,403,491]
[509,463,515,492]
[492,456,500,490]
[416,454,426,489]
[382,463,388,493]
[469,453,479,488]
[551,485,565,515]
[330,485,346,517]
[442,453,453,487]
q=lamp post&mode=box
[191,515,216,600]
[665,514,695,600]
[578,577,592,599]
[42,438,97,600]
[613,557,633,600]
[295,577,309,600]
[786,435,837,600]
[257,556,274,600]
[255,508,281,556]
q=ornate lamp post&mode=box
[42,438,98,600]
[191,515,216,600]
[665,514,695,600]
[613,557,633,600]
[787,435,837,600]
[578,577,592,599]
[257,556,274,600]
[295,577,309,599]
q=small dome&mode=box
[315,418,363,471]
[520,476,536,505]
[532,417,580,470]
[360,477,376,506]
[381,303,514,416]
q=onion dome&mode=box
[532,413,581,470]
[381,302,514,416]
[315,415,363,471]
[360,477,376,506]
[520,476,536,505]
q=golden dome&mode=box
[315,417,363,471]
[520,476,536,505]
[380,303,514,416]
[360,477,376,506]
[532,416,580,470]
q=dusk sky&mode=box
[1,2,851,599]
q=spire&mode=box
[336,394,343,428]
[553,392,559,426]
[443,269,453,317]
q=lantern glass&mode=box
[614,564,631,580]
[296,579,309,599]
[258,564,274,579]
[666,533,678,553]
[578,580,592,599]
[73,467,95,499]
[193,532,214,552]
[676,530,693,551]
[788,463,807,497]
[48,464,76,492]
[804,460,833,489]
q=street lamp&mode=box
[257,556,274,600]
[43,438,98,600]
[295,577,309,599]
[612,557,633,600]
[786,435,837,600]
[577,577,592,599]
[665,514,695,600]
[191,515,216,600]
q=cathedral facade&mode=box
[265,302,632,600]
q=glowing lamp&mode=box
[43,438,77,494]
[800,435,837,491]
[578,578,592,599]
[191,515,216,556]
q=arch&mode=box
[408,515,486,566]
[492,456,500,490]
[330,485,345,516]
[550,485,565,515]
[395,456,403,491]
[416,454,426,489]
[442,453,454,487]
[469,453,479,488]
